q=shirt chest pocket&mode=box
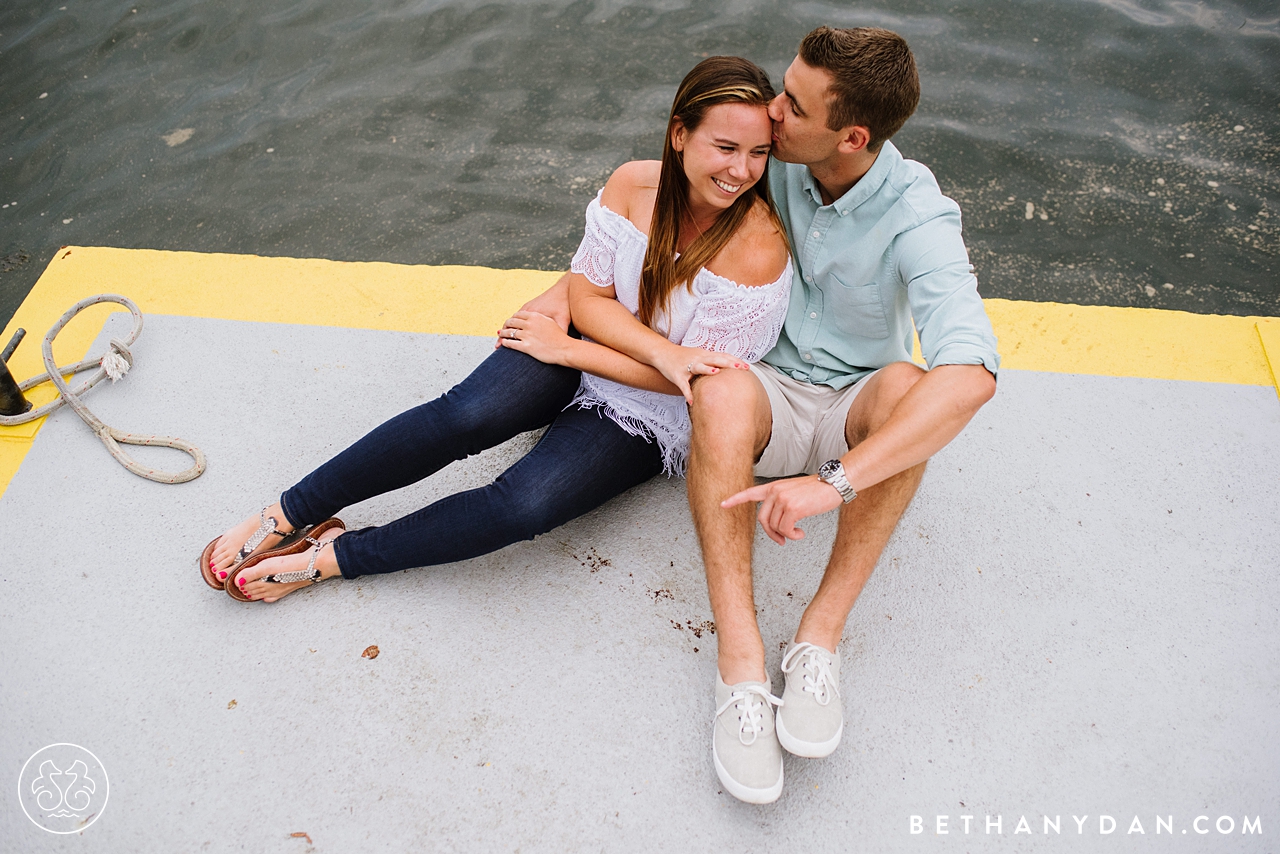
[827,278,890,340]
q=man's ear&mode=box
[836,125,872,155]
[671,119,687,152]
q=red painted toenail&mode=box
[218,571,227,579]
[237,577,245,586]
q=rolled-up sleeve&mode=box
[897,209,1000,377]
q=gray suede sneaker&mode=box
[713,674,784,804]
[776,640,843,758]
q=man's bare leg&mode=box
[794,362,928,651]
[687,368,774,684]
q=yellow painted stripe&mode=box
[986,299,1274,387]
[1257,319,1280,399]
[0,442,23,497]
[1,246,1277,495]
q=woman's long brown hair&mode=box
[639,56,784,329]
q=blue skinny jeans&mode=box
[279,346,664,578]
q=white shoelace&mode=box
[781,642,840,706]
[716,684,783,745]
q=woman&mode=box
[200,56,792,602]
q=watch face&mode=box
[819,460,840,479]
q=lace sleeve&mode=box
[569,196,619,288]
[681,261,793,362]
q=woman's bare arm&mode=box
[498,303,680,394]
[569,276,745,403]
[570,196,787,402]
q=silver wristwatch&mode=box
[817,459,857,503]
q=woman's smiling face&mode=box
[672,101,772,216]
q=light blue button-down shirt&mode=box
[764,142,1000,389]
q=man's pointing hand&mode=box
[721,475,844,546]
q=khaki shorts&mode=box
[752,363,878,478]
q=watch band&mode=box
[818,459,857,503]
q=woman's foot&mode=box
[205,503,297,585]
[234,525,344,603]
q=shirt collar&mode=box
[799,140,901,215]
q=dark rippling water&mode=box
[1,0,1276,325]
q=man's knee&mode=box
[877,361,926,402]
[694,370,772,450]
[691,369,761,427]
[847,361,926,445]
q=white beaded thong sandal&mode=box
[197,507,306,591]
[225,518,346,602]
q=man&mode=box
[686,26,999,803]
[510,25,997,804]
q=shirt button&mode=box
[804,275,813,284]
[811,231,820,238]
[802,353,812,361]
[809,312,817,319]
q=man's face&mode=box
[767,57,849,165]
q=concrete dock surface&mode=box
[1,249,1277,852]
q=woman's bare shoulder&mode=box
[708,200,790,288]
[600,160,660,222]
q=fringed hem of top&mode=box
[569,395,688,477]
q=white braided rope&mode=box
[0,294,206,483]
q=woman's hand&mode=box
[496,275,571,348]
[516,275,571,332]
[497,311,576,366]
[651,345,748,405]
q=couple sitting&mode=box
[198,26,999,804]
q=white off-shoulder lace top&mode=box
[569,190,793,475]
